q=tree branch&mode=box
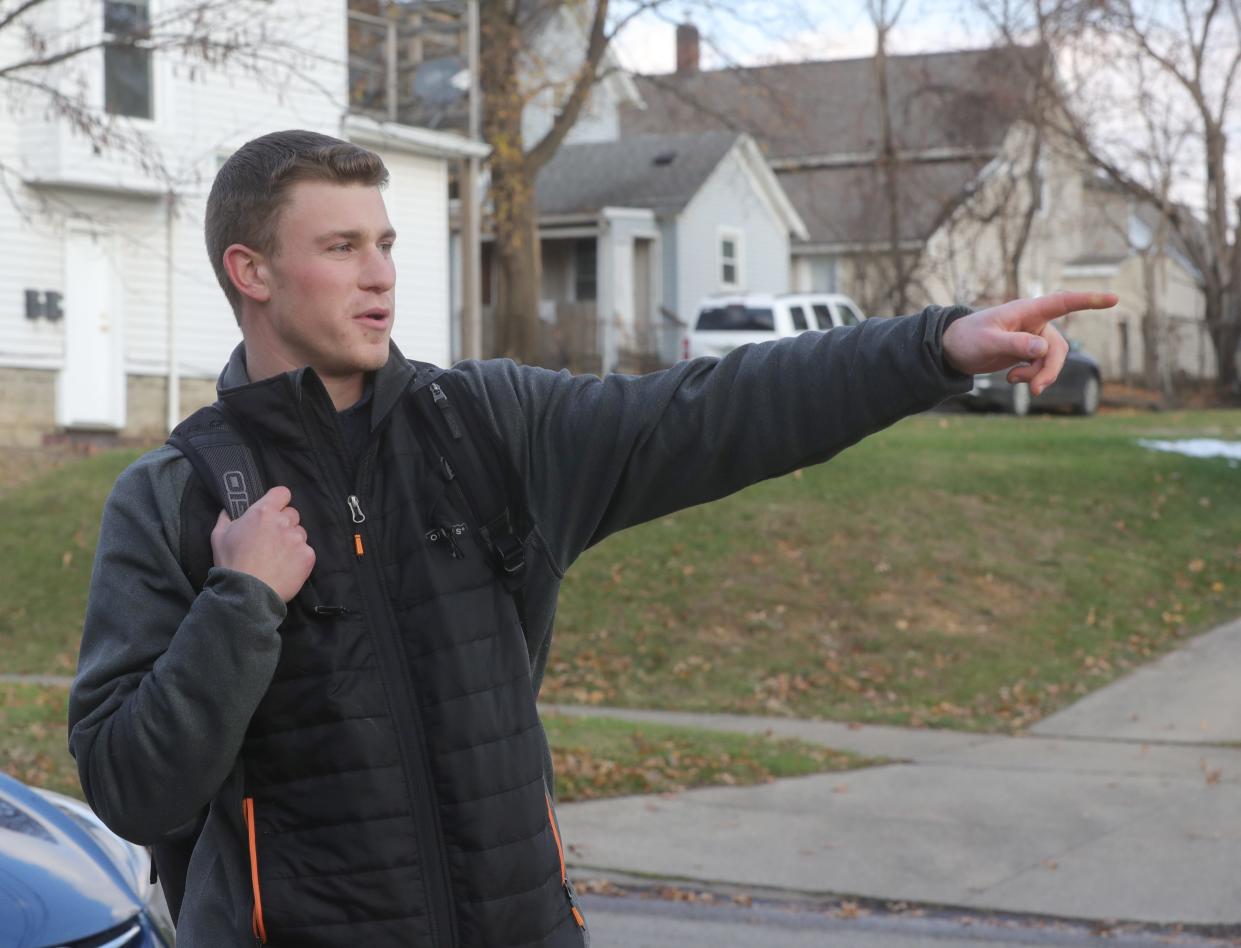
[525,0,612,173]
[0,0,51,36]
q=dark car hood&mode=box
[0,774,142,948]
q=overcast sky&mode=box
[613,0,994,75]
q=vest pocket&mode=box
[545,791,587,933]
[242,797,268,944]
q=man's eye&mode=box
[380,242,394,254]
[330,243,353,253]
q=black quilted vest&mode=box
[202,362,587,947]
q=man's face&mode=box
[257,180,396,384]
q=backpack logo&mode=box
[223,471,250,519]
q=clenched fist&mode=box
[210,486,315,602]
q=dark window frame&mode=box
[573,238,597,302]
[103,0,153,119]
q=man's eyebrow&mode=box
[316,228,398,243]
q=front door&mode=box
[58,227,126,430]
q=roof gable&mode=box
[624,45,1047,161]
[534,131,741,216]
[621,45,1048,246]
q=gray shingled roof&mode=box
[621,45,1047,246]
[534,131,741,216]
[778,160,983,247]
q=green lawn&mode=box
[543,713,873,801]
[0,449,142,675]
[545,409,1241,731]
[0,684,80,799]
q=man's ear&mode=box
[222,243,272,304]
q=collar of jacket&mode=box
[215,341,417,434]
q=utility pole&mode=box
[459,0,483,360]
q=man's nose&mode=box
[361,246,395,292]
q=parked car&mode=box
[960,341,1101,416]
[681,292,866,359]
[0,772,174,947]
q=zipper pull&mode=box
[347,496,366,556]
[430,382,463,441]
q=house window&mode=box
[573,239,597,301]
[718,229,742,289]
[104,1,152,119]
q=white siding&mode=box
[378,150,452,367]
[0,0,459,432]
[675,149,791,323]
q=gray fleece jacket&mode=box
[69,306,971,946]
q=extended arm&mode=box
[465,292,1118,573]
[466,305,969,570]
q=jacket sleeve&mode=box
[458,305,973,573]
[68,446,286,845]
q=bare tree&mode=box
[867,0,920,315]
[972,0,1241,391]
[479,0,818,363]
[479,0,622,363]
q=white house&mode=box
[0,0,483,446]
[506,130,806,373]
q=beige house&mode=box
[620,33,1211,382]
[1054,179,1210,385]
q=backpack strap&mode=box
[410,364,532,595]
[160,406,268,925]
[168,403,267,520]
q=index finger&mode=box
[1020,291,1118,327]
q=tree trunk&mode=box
[494,196,542,362]
[874,24,909,315]
[479,4,542,363]
[1005,128,1044,300]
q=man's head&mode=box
[205,130,397,393]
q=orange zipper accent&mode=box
[354,533,365,556]
[242,797,268,944]
[545,792,586,929]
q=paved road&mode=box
[581,891,1241,948]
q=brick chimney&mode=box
[676,22,700,74]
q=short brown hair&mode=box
[205,130,389,319]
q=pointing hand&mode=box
[942,291,1119,396]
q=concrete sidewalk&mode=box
[546,617,1241,929]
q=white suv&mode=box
[681,293,866,360]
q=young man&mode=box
[69,130,1117,948]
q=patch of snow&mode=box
[1138,438,1241,463]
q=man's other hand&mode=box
[210,486,316,602]
[942,291,1119,396]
